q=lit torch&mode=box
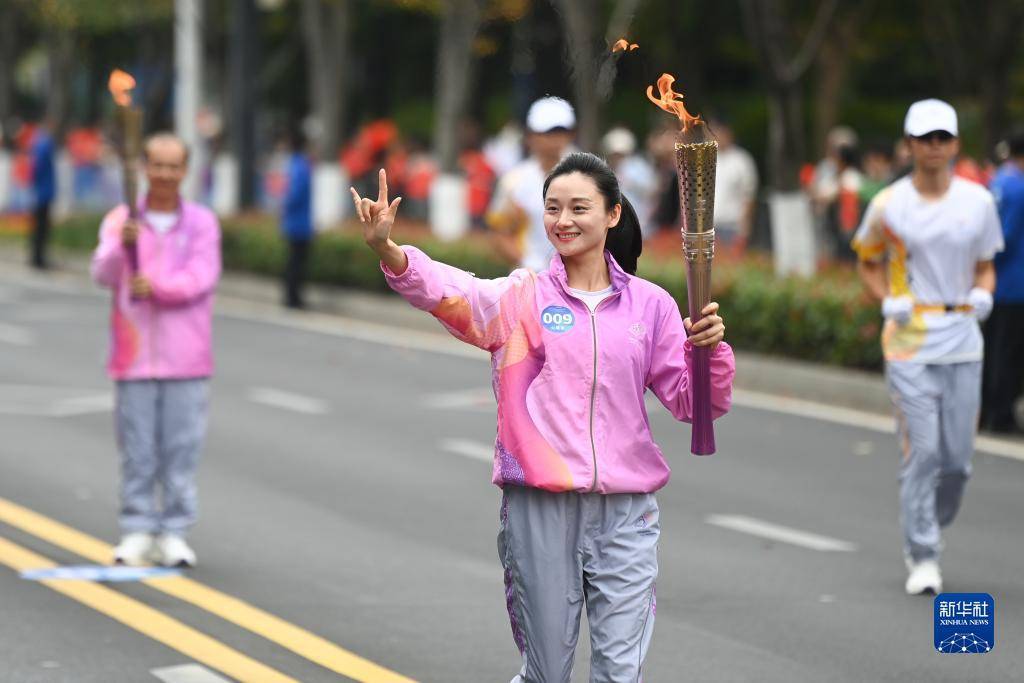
[108,69,142,273]
[647,73,717,455]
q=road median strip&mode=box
[0,535,298,683]
[0,496,417,683]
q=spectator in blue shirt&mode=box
[280,127,313,309]
[30,122,56,269]
[982,130,1024,433]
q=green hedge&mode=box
[34,213,884,371]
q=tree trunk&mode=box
[978,3,1024,158]
[45,29,74,140]
[595,0,642,101]
[767,84,805,193]
[813,1,874,160]
[813,41,844,160]
[230,0,258,208]
[556,0,601,151]
[740,0,837,190]
[980,72,1009,159]
[433,0,483,173]
[301,0,350,161]
[555,0,644,152]
[920,0,1024,158]
[0,2,17,131]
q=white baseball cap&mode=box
[526,97,576,133]
[602,127,636,156]
[904,98,958,137]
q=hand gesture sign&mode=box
[350,169,402,249]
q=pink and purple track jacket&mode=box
[383,246,735,494]
[91,200,221,380]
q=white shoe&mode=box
[155,534,197,568]
[113,532,155,566]
[905,559,942,595]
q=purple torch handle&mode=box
[689,329,715,454]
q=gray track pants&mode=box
[498,485,659,683]
[886,361,980,563]
[116,379,209,536]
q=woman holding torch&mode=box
[351,153,734,680]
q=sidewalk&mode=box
[1,241,896,416]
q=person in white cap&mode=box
[708,116,759,256]
[852,99,1003,595]
[487,96,576,271]
[602,126,658,238]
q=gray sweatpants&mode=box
[498,486,659,683]
[885,361,980,563]
[116,379,209,536]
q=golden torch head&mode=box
[675,139,718,234]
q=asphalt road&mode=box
[1,265,1021,683]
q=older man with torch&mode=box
[648,73,720,454]
[91,71,222,568]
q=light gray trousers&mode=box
[886,361,980,563]
[498,485,659,683]
[116,379,209,536]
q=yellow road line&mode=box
[0,535,297,683]
[0,497,416,683]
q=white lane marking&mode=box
[706,514,858,552]
[218,300,484,361]
[151,664,232,683]
[50,393,114,417]
[439,438,494,462]
[732,389,893,432]
[0,385,112,417]
[5,269,1024,464]
[0,322,33,345]
[732,388,1024,463]
[422,388,495,411]
[246,387,329,415]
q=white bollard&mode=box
[768,191,816,277]
[211,153,239,216]
[53,150,74,221]
[429,172,469,242]
[312,163,348,231]
[0,150,10,212]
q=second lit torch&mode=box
[108,69,142,273]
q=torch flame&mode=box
[611,38,639,53]
[646,73,702,132]
[108,69,136,107]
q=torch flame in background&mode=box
[108,69,136,107]
[646,73,703,133]
[611,38,639,53]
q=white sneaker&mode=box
[113,532,155,566]
[905,559,942,595]
[155,534,197,568]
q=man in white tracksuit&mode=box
[853,99,1003,595]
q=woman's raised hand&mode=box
[350,169,402,249]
